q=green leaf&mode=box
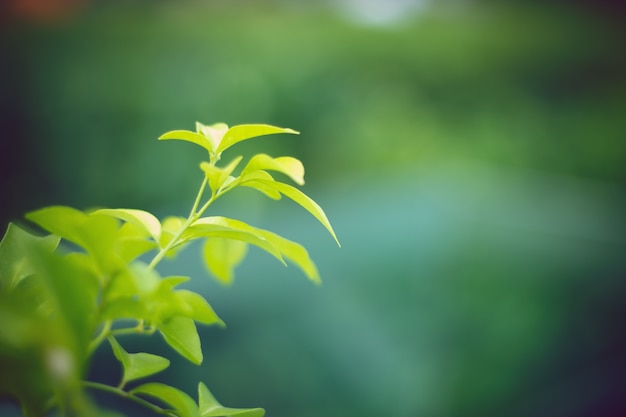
[200,156,243,194]
[92,208,162,244]
[202,238,248,284]
[253,180,341,247]
[216,124,299,155]
[26,206,122,275]
[158,317,203,365]
[184,217,285,265]
[132,382,200,417]
[109,337,170,384]
[0,223,60,291]
[176,290,225,326]
[240,154,305,185]
[258,230,320,284]
[159,129,214,155]
[198,382,264,417]
[238,171,281,200]
[197,122,229,154]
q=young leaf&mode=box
[159,129,214,155]
[184,217,285,265]
[253,180,340,247]
[92,208,162,244]
[257,230,320,284]
[200,156,243,194]
[132,382,200,417]
[216,124,299,155]
[108,337,170,384]
[176,290,225,326]
[238,171,281,200]
[202,238,248,284]
[158,317,203,365]
[198,382,264,417]
[240,154,305,186]
[197,122,229,154]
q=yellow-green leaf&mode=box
[184,217,285,265]
[216,124,299,155]
[92,208,162,244]
[132,382,200,417]
[240,154,305,185]
[200,156,243,194]
[254,181,340,247]
[159,317,203,365]
[176,290,225,326]
[202,238,248,285]
[159,129,214,155]
[258,230,320,284]
[108,337,170,384]
[198,382,264,417]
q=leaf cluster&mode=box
[0,123,339,416]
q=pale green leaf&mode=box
[26,206,122,274]
[238,171,281,199]
[200,156,243,194]
[216,124,299,155]
[132,382,200,417]
[159,129,214,155]
[124,352,170,383]
[258,230,320,284]
[184,217,285,265]
[197,122,229,153]
[0,223,60,291]
[92,208,162,244]
[202,238,248,284]
[176,290,225,326]
[26,206,88,247]
[198,382,264,417]
[159,317,203,365]
[241,154,305,185]
[254,180,340,247]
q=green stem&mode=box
[88,321,112,355]
[147,177,218,271]
[83,381,177,417]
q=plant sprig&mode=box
[0,122,339,417]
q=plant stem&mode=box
[83,381,177,417]
[147,177,217,271]
[88,321,112,355]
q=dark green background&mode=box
[1,1,625,416]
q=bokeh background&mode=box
[1,0,626,416]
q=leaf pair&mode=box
[160,123,299,163]
[132,382,264,417]
[186,216,320,284]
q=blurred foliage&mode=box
[1,1,625,417]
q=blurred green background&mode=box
[1,0,626,416]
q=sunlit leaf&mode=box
[92,209,162,244]
[158,317,202,365]
[159,129,214,155]
[184,217,285,265]
[253,180,340,247]
[202,238,248,284]
[198,382,264,417]
[200,156,243,194]
[132,382,200,417]
[197,122,229,153]
[240,154,305,185]
[176,290,225,326]
[258,230,320,284]
[109,337,170,384]
[238,171,281,200]
[216,124,299,155]
[0,223,59,291]
[26,206,122,275]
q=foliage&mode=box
[0,122,339,416]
